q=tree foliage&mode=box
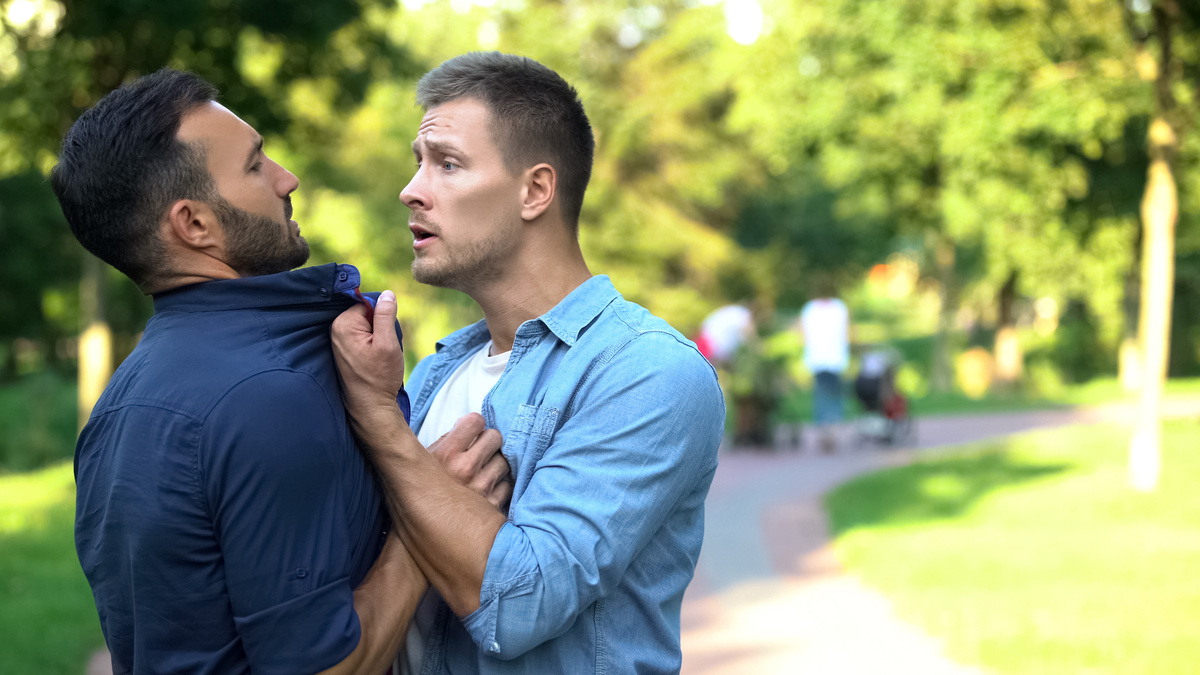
[0,0,1197,380]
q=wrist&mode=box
[352,404,417,454]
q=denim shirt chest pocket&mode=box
[502,403,560,505]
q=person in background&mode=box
[798,278,850,452]
[696,302,755,367]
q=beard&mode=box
[410,219,518,291]
[213,194,310,277]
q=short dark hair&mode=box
[416,52,595,230]
[51,69,219,291]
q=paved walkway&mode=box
[680,398,1200,674]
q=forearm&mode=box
[318,531,427,675]
[353,406,507,617]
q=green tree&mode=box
[728,0,1149,389]
[0,0,419,420]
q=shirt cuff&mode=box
[233,577,359,674]
[461,522,538,658]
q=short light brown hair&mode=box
[417,52,595,230]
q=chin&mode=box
[411,261,454,289]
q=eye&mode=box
[443,161,458,171]
[249,161,263,173]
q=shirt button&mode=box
[338,271,348,281]
[319,288,329,297]
[490,641,501,653]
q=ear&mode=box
[520,163,556,222]
[164,199,223,251]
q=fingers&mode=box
[488,477,514,512]
[476,446,510,483]
[427,413,487,457]
[371,290,400,350]
[331,302,371,341]
[467,445,512,510]
[427,414,511,510]
[330,290,406,412]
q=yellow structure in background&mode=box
[955,347,994,400]
[76,322,110,432]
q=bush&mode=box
[0,373,78,473]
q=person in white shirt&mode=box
[698,304,754,365]
[799,283,850,452]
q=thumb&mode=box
[372,290,399,347]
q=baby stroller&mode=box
[853,348,913,446]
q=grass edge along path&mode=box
[826,421,1200,675]
[0,461,105,675]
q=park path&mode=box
[85,399,1200,675]
[680,398,1200,675]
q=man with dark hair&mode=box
[332,52,724,674]
[55,68,510,674]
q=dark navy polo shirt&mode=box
[74,263,404,674]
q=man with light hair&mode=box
[332,52,724,674]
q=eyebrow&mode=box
[412,137,464,159]
[244,136,264,171]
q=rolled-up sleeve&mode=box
[461,332,723,659]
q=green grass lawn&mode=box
[826,421,1200,675]
[0,462,105,675]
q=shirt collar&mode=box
[151,263,363,314]
[536,275,620,347]
[434,275,621,355]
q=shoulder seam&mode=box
[86,399,203,424]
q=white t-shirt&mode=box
[699,304,753,362]
[401,341,510,675]
[799,298,850,373]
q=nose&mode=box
[279,165,300,198]
[400,167,426,211]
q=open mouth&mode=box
[410,222,437,248]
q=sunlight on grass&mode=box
[827,422,1200,675]
[0,460,105,674]
[0,461,75,535]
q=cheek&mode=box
[462,179,520,220]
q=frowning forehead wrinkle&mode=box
[413,137,466,158]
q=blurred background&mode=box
[1,0,1198,673]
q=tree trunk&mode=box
[1130,117,1177,491]
[931,239,957,393]
[78,253,112,432]
[993,272,1023,387]
[1130,2,1180,492]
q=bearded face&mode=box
[213,193,310,278]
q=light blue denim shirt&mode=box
[407,275,723,674]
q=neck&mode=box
[148,255,240,295]
[470,245,592,354]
